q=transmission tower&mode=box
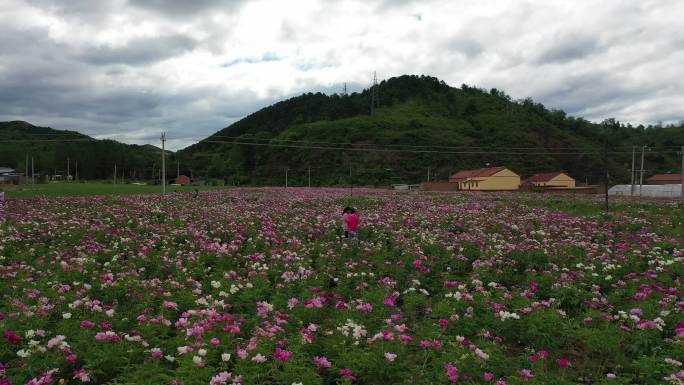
[370,71,379,115]
[343,82,347,96]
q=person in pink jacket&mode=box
[344,207,360,241]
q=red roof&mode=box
[647,174,682,182]
[525,172,564,183]
[449,167,510,180]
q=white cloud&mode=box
[0,0,682,150]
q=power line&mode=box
[204,135,683,151]
[200,139,679,155]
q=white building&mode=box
[608,184,683,198]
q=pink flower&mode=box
[384,352,397,362]
[73,368,91,383]
[80,320,95,328]
[444,363,459,383]
[558,359,570,368]
[236,347,248,360]
[384,297,395,307]
[340,368,356,382]
[529,355,539,363]
[211,338,220,346]
[520,369,534,381]
[439,319,449,329]
[313,356,332,368]
[251,354,267,363]
[484,372,494,381]
[538,351,549,359]
[274,348,292,362]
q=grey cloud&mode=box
[127,0,248,17]
[535,34,601,64]
[80,34,197,66]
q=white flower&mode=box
[222,353,231,362]
[17,349,31,358]
[193,355,203,365]
[198,349,207,357]
[106,309,115,317]
[62,312,72,319]
[165,355,175,362]
[211,281,221,289]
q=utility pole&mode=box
[639,145,646,196]
[370,71,379,116]
[31,157,34,185]
[428,167,431,183]
[25,153,28,184]
[177,159,180,178]
[603,145,609,211]
[161,132,166,195]
[75,160,78,181]
[67,157,70,181]
[630,146,635,196]
[285,168,288,188]
[308,166,311,188]
[114,163,117,184]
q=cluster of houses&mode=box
[420,166,579,192]
[421,166,682,194]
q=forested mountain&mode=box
[178,75,684,186]
[4,75,682,186]
[0,121,168,180]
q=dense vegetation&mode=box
[0,121,168,181]
[1,190,683,384]
[179,75,684,186]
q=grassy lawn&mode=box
[1,182,230,198]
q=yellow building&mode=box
[524,172,576,188]
[448,167,520,191]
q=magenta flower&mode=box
[3,331,21,345]
[484,372,494,381]
[558,358,570,368]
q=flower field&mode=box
[1,189,682,385]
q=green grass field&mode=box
[1,182,229,198]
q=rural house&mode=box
[448,166,520,191]
[173,175,191,185]
[524,172,576,188]
[647,173,682,185]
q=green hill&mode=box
[0,121,169,181]
[179,75,684,186]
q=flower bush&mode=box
[0,189,682,384]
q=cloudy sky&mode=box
[1,0,682,150]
